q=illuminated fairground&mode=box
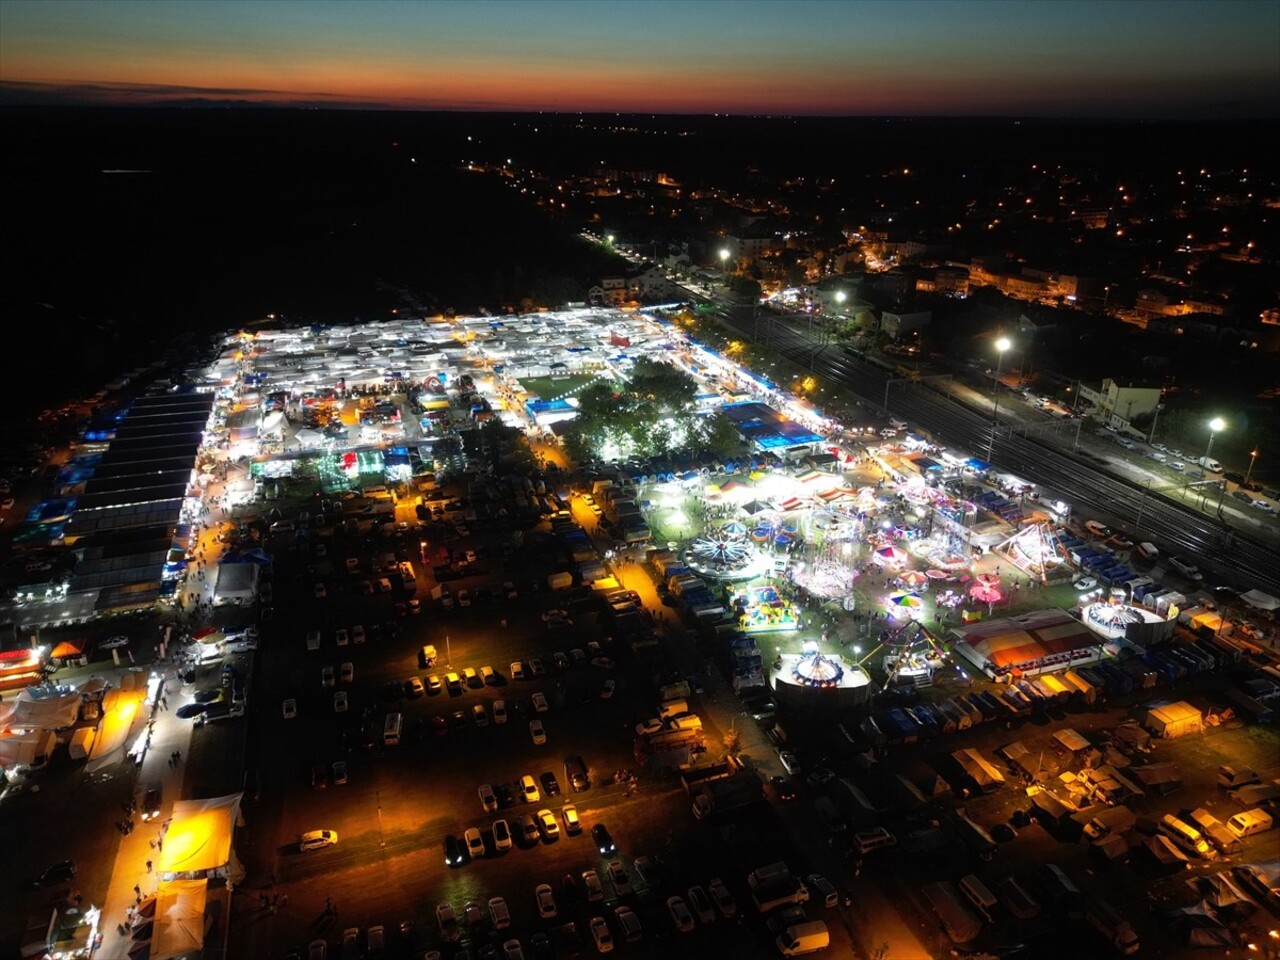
[685,521,772,581]
[875,618,948,686]
[772,641,874,709]
[993,520,1064,583]
[734,583,801,633]
[1082,590,1168,641]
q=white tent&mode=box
[159,793,243,875]
[151,879,209,960]
[0,688,81,731]
[1240,589,1280,611]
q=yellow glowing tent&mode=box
[151,879,209,960]
[159,793,243,875]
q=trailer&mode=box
[1142,701,1204,739]
[921,881,983,945]
[1062,669,1098,706]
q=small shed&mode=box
[1142,700,1204,739]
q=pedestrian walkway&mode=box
[93,670,197,959]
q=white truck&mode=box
[1085,900,1140,955]
[775,919,829,956]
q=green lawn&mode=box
[518,373,601,401]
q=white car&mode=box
[635,718,664,736]
[333,691,348,713]
[1073,576,1098,591]
[299,828,337,851]
[667,896,695,933]
[607,859,632,895]
[464,827,485,860]
[101,635,130,650]
[510,661,526,681]
[582,869,605,902]
[493,699,508,724]
[1253,499,1274,512]
[282,698,297,719]
[520,774,541,803]
[529,719,547,745]
[535,883,557,919]
[589,916,613,953]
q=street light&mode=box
[1245,448,1259,486]
[1203,416,1225,462]
[986,337,1012,461]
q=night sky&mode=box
[2,0,1277,118]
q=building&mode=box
[1077,378,1161,426]
[881,309,932,340]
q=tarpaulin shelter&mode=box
[151,879,209,960]
[159,793,243,875]
[0,688,81,730]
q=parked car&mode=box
[666,896,695,933]
[582,869,605,902]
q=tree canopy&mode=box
[562,358,747,463]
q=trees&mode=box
[563,359,745,463]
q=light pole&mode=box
[1148,402,1164,445]
[718,248,730,295]
[1203,416,1225,463]
[986,337,1012,462]
[1245,448,1259,486]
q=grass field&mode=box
[517,373,601,400]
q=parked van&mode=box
[1227,808,1274,839]
[1218,765,1261,790]
[958,875,1000,923]
[775,920,830,957]
[1196,457,1223,473]
[1159,813,1212,858]
[1188,808,1243,854]
[659,699,688,720]
[383,712,402,746]
[670,714,703,731]
[852,827,897,855]
[1085,900,1140,955]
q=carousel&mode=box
[686,522,769,580]
[1082,589,1166,640]
[772,640,873,709]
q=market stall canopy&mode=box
[49,641,83,659]
[151,879,208,960]
[0,687,81,731]
[159,793,243,875]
